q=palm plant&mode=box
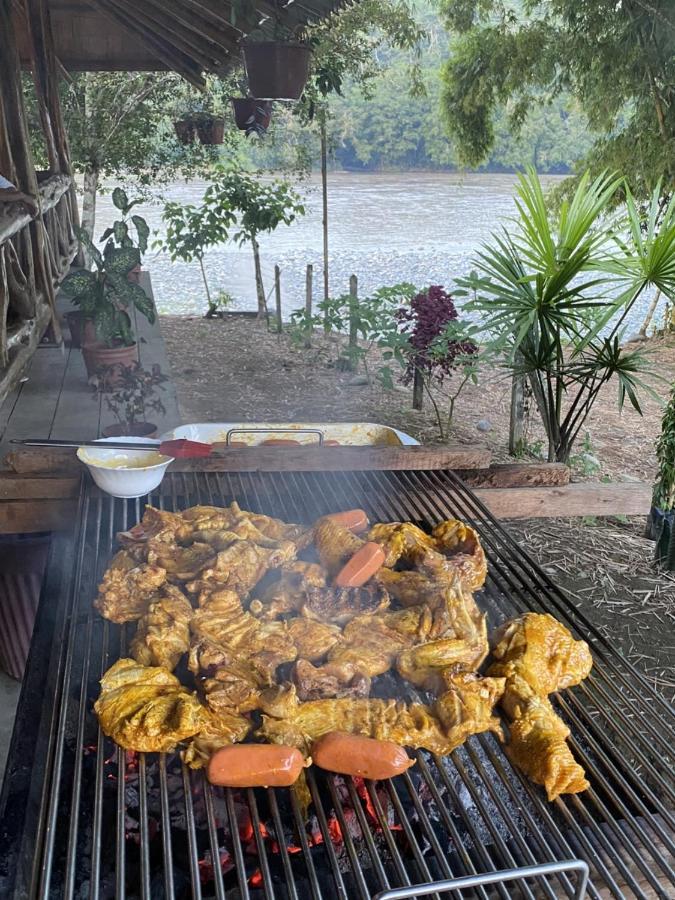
[459,169,675,463]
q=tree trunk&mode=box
[639,287,662,338]
[252,237,266,319]
[80,164,99,265]
[198,256,213,315]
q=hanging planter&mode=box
[195,114,226,145]
[174,117,196,144]
[243,42,311,101]
[231,98,273,137]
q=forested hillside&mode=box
[250,1,594,173]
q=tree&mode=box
[459,169,675,463]
[203,170,305,317]
[439,0,675,199]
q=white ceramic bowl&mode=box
[77,437,173,499]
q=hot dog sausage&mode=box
[324,509,369,534]
[312,732,415,780]
[334,541,385,587]
[260,439,301,446]
[323,440,341,446]
[207,745,305,788]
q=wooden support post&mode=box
[348,274,358,371]
[321,115,329,319]
[274,264,282,335]
[304,263,313,348]
[509,370,526,455]
[412,368,424,410]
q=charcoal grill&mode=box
[0,468,674,899]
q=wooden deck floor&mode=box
[0,273,182,460]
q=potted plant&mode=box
[97,362,168,438]
[61,230,156,383]
[649,383,675,567]
[242,23,311,101]
[173,94,226,146]
[231,98,273,137]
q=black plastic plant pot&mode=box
[174,118,195,144]
[649,506,675,569]
[231,98,273,137]
[243,42,311,100]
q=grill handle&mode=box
[225,427,325,446]
[371,859,590,900]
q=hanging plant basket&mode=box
[243,42,311,100]
[195,115,226,145]
[231,98,273,137]
[174,117,196,144]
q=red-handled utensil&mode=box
[11,437,214,458]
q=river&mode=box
[95,172,653,333]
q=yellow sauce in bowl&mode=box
[79,451,169,470]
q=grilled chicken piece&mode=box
[249,562,327,620]
[501,675,589,801]
[397,632,488,693]
[368,522,436,567]
[118,506,191,552]
[191,589,297,677]
[189,637,271,714]
[94,551,167,623]
[431,520,487,592]
[147,542,216,580]
[95,659,206,752]
[375,568,434,608]
[286,618,342,662]
[488,612,593,693]
[186,539,296,598]
[130,586,194,671]
[292,658,371,700]
[182,707,252,769]
[314,518,364,577]
[259,678,504,757]
[300,582,390,626]
[433,672,505,743]
[182,502,308,545]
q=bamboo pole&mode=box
[274,264,282,335]
[0,245,9,368]
[348,273,358,371]
[143,0,238,54]
[304,263,313,348]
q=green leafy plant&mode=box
[459,168,675,463]
[61,230,156,348]
[97,362,168,429]
[156,199,235,312]
[653,384,675,512]
[100,187,150,257]
[206,290,236,319]
[569,432,601,477]
[203,169,305,317]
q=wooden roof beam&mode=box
[141,0,242,55]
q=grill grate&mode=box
[1,469,674,899]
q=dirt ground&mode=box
[161,315,675,697]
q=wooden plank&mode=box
[47,345,98,440]
[473,482,651,519]
[0,346,68,442]
[457,463,570,489]
[0,498,76,533]
[4,447,78,473]
[0,472,78,499]
[171,445,492,472]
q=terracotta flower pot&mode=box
[243,42,311,100]
[231,98,273,137]
[66,310,96,349]
[82,342,138,382]
[196,116,225,145]
[102,422,158,439]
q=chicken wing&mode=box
[94,550,167,623]
[95,659,206,752]
[433,672,505,744]
[130,585,194,670]
[431,520,487,592]
[488,612,593,693]
[368,522,436,567]
[396,631,488,693]
[313,518,364,577]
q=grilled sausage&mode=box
[207,745,305,788]
[325,509,369,534]
[323,440,341,446]
[312,732,415,780]
[334,542,385,587]
[260,439,301,446]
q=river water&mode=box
[96,172,652,332]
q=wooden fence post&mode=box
[348,274,359,370]
[304,263,313,348]
[412,368,424,410]
[274,264,282,335]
